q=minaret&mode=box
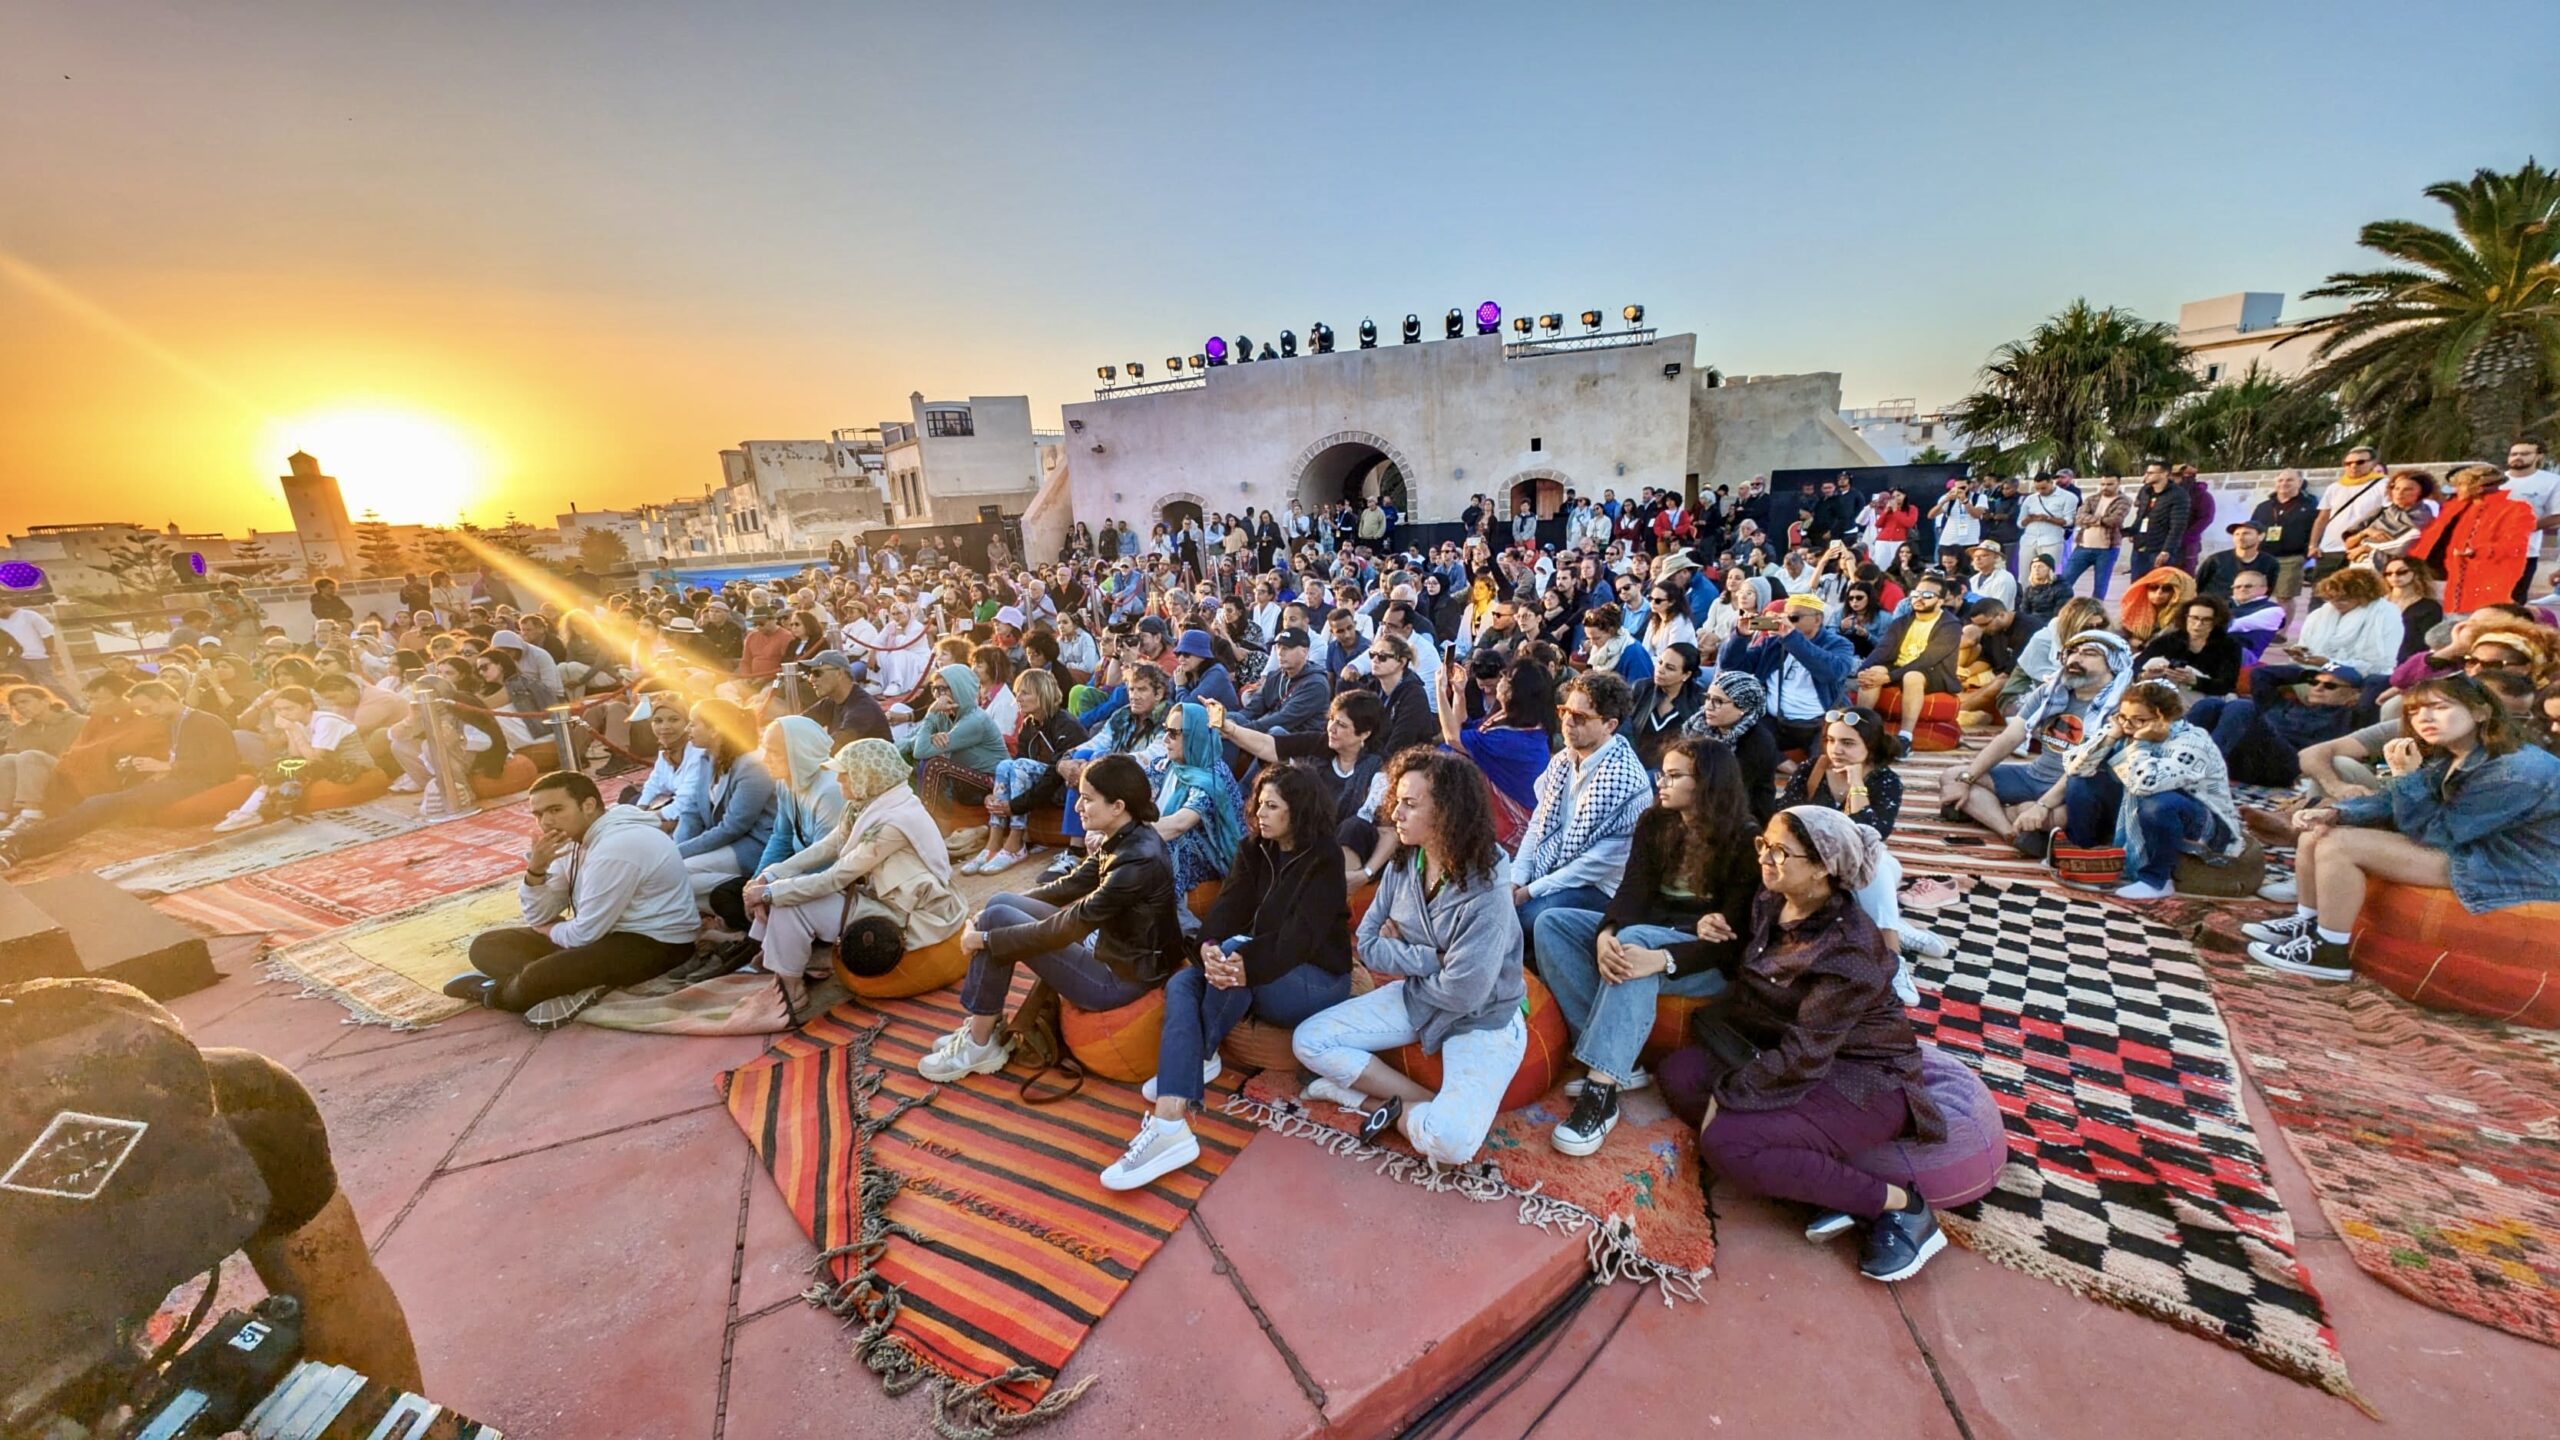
[278,451,360,576]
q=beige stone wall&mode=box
[1687,373,1885,498]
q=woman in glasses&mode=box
[1640,578,1696,660]
[2133,595,2241,699]
[1658,805,1951,1282]
[1687,673,1781,821]
[2055,681,2246,901]
[2380,555,2442,664]
[2116,567,2195,649]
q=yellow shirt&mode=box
[1893,611,1941,669]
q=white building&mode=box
[2177,292,2329,386]
[277,451,363,577]
[878,393,1042,526]
[555,506,652,567]
[1841,400,1973,466]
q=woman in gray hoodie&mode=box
[1291,748,1527,1164]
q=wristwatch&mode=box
[1662,951,1678,977]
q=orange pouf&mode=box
[1024,806,1073,849]
[1062,987,1167,1083]
[2352,879,2560,1029]
[469,753,540,800]
[1909,720,1963,753]
[1640,992,1714,1068]
[1186,879,1222,923]
[1387,971,1569,1111]
[1916,692,1961,724]
[1218,964,1374,1074]
[300,769,392,811]
[1347,881,1378,930]
[835,933,969,1001]
[164,776,260,828]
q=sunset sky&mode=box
[4,2,2551,537]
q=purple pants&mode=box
[1659,1045,1912,1220]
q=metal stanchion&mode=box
[550,705,580,775]
[778,660,806,713]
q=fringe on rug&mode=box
[1220,1090,1711,1307]
[798,1017,1097,1439]
[256,955,415,1031]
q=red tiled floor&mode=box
[447,1022,767,1168]
[718,1300,924,1439]
[183,980,365,1070]
[318,1001,524,1062]
[1194,1130,1585,1438]
[735,1156,821,1318]
[295,1017,537,1244]
[374,1107,748,1440]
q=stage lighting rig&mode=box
[1445,309,1464,339]
[1475,300,1501,335]
[1358,319,1377,349]
[1622,304,1645,327]
[1580,310,1602,332]
[1279,330,1298,358]
[1402,314,1422,343]
[1205,336,1228,365]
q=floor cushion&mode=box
[164,776,260,828]
[1910,719,1963,753]
[1347,881,1378,931]
[299,769,391,812]
[1848,1043,2007,1208]
[1640,992,1715,1068]
[1024,806,1073,849]
[1386,971,1569,1112]
[469,753,539,800]
[2353,879,2560,1029]
[1916,692,1961,725]
[2174,834,2266,898]
[1186,879,1223,923]
[835,933,969,1001]
[1063,987,1167,1083]
[1217,965,1374,1073]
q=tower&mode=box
[277,451,360,578]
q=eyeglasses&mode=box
[1560,707,1608,727]
[1752,838,1810,864]
[2306,679,2358,692]
[2464,653,2523,670]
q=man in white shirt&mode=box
[2499,438,2560,600]
[2305,447,2393,581]
[1931,480,1984,564]
[0,598,75,710]
[2014,474,2081,573]
[1965,542,2020,608]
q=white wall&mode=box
[912,394,1042,522]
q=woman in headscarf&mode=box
[905,663,1009,815]
[743,739,965,1017]
[707,716,845,936]
[1151,702,1244,899]
[1685,671,1780,818]
[1659,804,1951,1283]
[1424,570,1466,643]
[1699,573,1769,653]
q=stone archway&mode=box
[1157,491,1207,529]
[1503,467,1574,520]
[1289,430,1418,518]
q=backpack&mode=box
[1001,980,1084,1105]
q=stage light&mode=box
[0,562,43,590]
[186,552,207,576]
[1581,310,1602,332]
[1165,356,1182,374]
[1278,330,1297,358]
[1258,342,1277,361]
[1358,319,1377,349]
[1539,313,1562,333]
[1623,304,1645,326]
[1127,361,1145,379]
[1235,335,1253,362]
[1097,365,1117,383]
[1313,323,1335,354]
[1189,354,1206,370]
[1403,314,1422,343]
[1511,316,1533,336]
[1205,336,1228,365]
[1445,309,1463,339]
[1475,301,1501,335]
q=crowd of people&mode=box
[7,443,2560,1286]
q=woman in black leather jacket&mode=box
[922,754,1185,1082]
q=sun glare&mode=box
[260,408,492,524]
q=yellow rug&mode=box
[262,881,524,1028]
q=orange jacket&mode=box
[2413,490,2537,612]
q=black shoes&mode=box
[1358,1094,1404,1146]
[2012,830,2051,861]
[1859,1194,1947,1282]
[1550,1081,1621,1156]
[441,971,499,1007]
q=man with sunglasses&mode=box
[2184,661,2379,789]
[1716,592,1857,753]
[1855,576,1965,750]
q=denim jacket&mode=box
[2335,745,2560,912]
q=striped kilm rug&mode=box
[720,986,1258,1426]
[1884,743,2065,882]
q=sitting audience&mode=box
[2187,661,2380,788]
[1150,702,1245,900]
[673,699,775,901]
[1,681,241,867]
[1621,640,1705,770]
[1854,573,1962,749]
[1716,593,1857,752]
[1509,672,1650,959]
[1685,672,1781,819]
[1939,632,2132,856]
[2134,596,2242,699]
[968,670,1088,875]
[0,684,81,834]
[2288,565,2401,680]
[215,685,372,832]
[2056,680,2247,901]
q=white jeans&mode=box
[0,751,56,812]
[750,890,847,979]
[684,849,743,901]
[1292,979,1527,1165]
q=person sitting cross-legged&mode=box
[921,754,1186,1082]
[2244,675,2560,979]
[2054,680,2247,901]
[1853,572,1963,750]
[0,680,242,868]
[1508,671,1651,964]
[1534,738,1759,1156]
[1936,631,2132,858]
[1290,748,1527,1163]
[444,771,701,1026]
[1105,763,1355,1191]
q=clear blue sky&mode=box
[3,0,2554,529]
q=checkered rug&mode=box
[1908,879,2361,1405]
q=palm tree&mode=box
[2158,365,2348,471]
[1948,300,2198,475]
[2290,160,2560,462]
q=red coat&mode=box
[2413,490,2537,612]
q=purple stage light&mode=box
[187,551,207,576]
[0,562,44,590]
[1475,301,1501,333]
[1204,336,1228,363]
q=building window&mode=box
[2204,363,2224,383]
[1529,436,1543,452]
[925,408,974,438]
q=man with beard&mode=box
[1936,631,2132,857]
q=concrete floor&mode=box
[160,905,2559,1440]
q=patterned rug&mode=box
[2192,923,2560,1348]
[100,802,431,895]
[1888,748,2073,883]
[1907,879,2361,1406]
[152,809,535,947]
[1224,1070,1716,1301]
[720,987,1259,1429]
[262,881,524,1027]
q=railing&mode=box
[1502,328,1657,359]
[1091,375,1209,401]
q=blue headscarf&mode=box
[1163,702,1243,869]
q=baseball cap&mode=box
[2225,520,2262,534]
[803,649,854,675]
[1271,626,1311,649]
[995,605,1026,629]
[2312,663,2365,687]
[1136,616,1169,637]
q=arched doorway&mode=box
[1508,476,1565,519]
[1159,498,1203,530]
[1290,430,1416,517]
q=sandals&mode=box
[1358,1095,1404,1146]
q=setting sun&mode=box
[258,407,494,525]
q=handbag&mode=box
[1683,996,1762,1074]
[1002,979,1084,1105]
[2050,840,2126,890]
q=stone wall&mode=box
[1689,373,1885,496]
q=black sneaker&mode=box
[1550,1082,1620,1156]
[440,971,499,1007]
[2012,830,2051,861]
[1860,1196,1947,1282]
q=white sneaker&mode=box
[1141,1055,1223,1103]
[1898,926,1955,960]
[2113,879,2175,901]
[212,809,265,833]
[387,774,424,794]
[1302,1077,1370,1112]
[918,1025,1012,1082]
[959,853,993,875]
[980,848,1029,874]
[1564,1066,1650,1098]
[2256,876,2298,904]
[1099,1114,1201,1191]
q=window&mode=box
[2204,363,2224,383]
[1529,436,1543,452]
[925,408,974,438]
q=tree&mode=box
[1947,300,2199,475]
[2291,160,2560,462]
[225,538,288,583]
[419,527,475,575]
[98,532,176,598]
[578,527,632,571]
[2157,365,2349,471]
[354,511,407,578]
[1909,444,1951,466]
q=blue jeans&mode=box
[2062,767,2226,886]
[959,893,1157,1017]
[1517,884,1612,970]
[1532,912,1728,1085]
[1154,959,1351,1104]
[2058,542,2120,599]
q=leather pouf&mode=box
[2353,879,2560,1029]
[2174,834,2267,899]
[470,753,540,800]
[1024,806,1073,849]
[1640,992,1714,1068]
[1387,970,1569,1112]
[1916,692,1961,725]
[164,775,260,828]
[1218,964,1374,1074]
[1347,881,1378,930]
[1849,1043,2007,1208]
[835,933,969,1001]
[299,769,392,812]
[1063,987,1167,1083]
[1909,720,1963,753]
[1186,878,1223,923]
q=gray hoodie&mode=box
[517,803,701,948]
[1353,854,1526,1054]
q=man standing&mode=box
[1930,479,1984,566]
[1508,673,1649,965]
[800,650,892,746]
[2249,469,2319,605]
[2196,521,2281,599]
[1359,496,1389,546]
[2015,473,2080,575]
[2305,447,2392,583]
[0,596,77,708]
[2127,461,2191,574]
[2497,438,2560,600]
[444,771,699,1024]
[1233,627,1332,736]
